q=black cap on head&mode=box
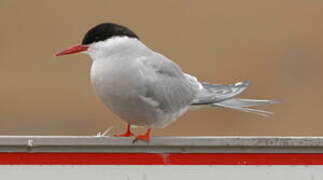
[82,23,139,45]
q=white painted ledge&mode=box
[0,136,322,153]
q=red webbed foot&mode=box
[132,128,152,143]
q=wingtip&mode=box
[235,80,251,87]
[242,80,251,86]
[268,99,280,105]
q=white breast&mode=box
[87,37,193,128]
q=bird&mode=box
[56,22,277,142]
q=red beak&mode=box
[55,44,88,56]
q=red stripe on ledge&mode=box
[0,153,323,165]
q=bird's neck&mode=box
[87,36,147,61]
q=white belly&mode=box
[90,59,178,127]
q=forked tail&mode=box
[212,98,278,117]
[191,80,278,116]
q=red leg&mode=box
[114,124,134,137]
[133,128,152,142]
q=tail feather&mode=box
[212,103,274,117]
[218,98,278,108]
[211,98,278,117]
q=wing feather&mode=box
[193,80,250,105]
[137,53,198,113]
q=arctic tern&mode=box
[56,23,277,142]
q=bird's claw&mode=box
[114,132,134,137]
[132,135,151,144]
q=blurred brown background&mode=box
[0,1,322,136]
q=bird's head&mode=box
[55,23,139,57]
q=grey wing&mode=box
[138,53,198,113]
[192,80,250,105]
